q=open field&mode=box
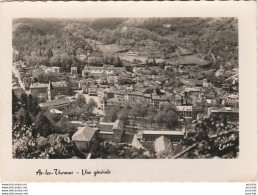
[96,44,125,54]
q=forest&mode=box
[13,18,238,71]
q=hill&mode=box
[13,17,238,70]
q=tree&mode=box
[114,56,123,67]
[27,94,33,113]
[104,106,118,122]
[12,125,41,159]
[156,111,166,127]
[16,107,32,126]
[32,112,53,137]
[152,58,157,66]
[12,124,77,159]
[147,106,157,127]
[86,98,97,115]
[130,104,141,127]
[60,54,73,72]
[76,94,86,108]
[45,48,53,58]
[163,104,176,113]
[31,96,40,117]
[118,108,129,123]
[20,93,27,109]
[50,55,61,67]
[12,90,20,114]
[165,110,178,129]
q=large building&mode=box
[51,82,68,98]
[97,120,124,142]
[82,65,125,78]
[30,83,49,96]
[138,130,184,143]
[30,82,68,100]
[210,107,239,121]
[176,106,193,118]
[72,126,98,153]
[39,98,72,111]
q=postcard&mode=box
[0,1,256,182]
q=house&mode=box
[105,98,126,108]
[151,95,169,109]
[223,99,239,108]
[114,91,126,101]
[72,126,97,153]
[103,88,115,99]
[176,106,193,118]
[192,106,204,119]
[97,120,124,142]
[127,91,144,102]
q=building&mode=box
[126,91,145,102]
[139,130,184,143]
[51,82,68,98]
[71,67,77,76]
[72,126,97,153]
[97,120,124,142]
[223,99,239,108]
[192,106,204,119]
[30,81,68,100]
[45,67,60,74]
[176,106,193,118]
[30,83,49,96]
[151,95,169,109]
[39,98,72,111]
[210,107,239,121]
[103,88,115,99]
[82,65,125,78]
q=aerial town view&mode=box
[12,18,239,159]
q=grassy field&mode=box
[96,44,125,54]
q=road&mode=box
[12,65,30,95]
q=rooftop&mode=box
[142,130,184,136]
[30,83,48,89]
[176,106,192,111]
[211,107,239,113]
[155,135,173,154]
[99,122,114,132]
[72,126,97,142]
[52,82,67,87]
[39,98,72,108]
